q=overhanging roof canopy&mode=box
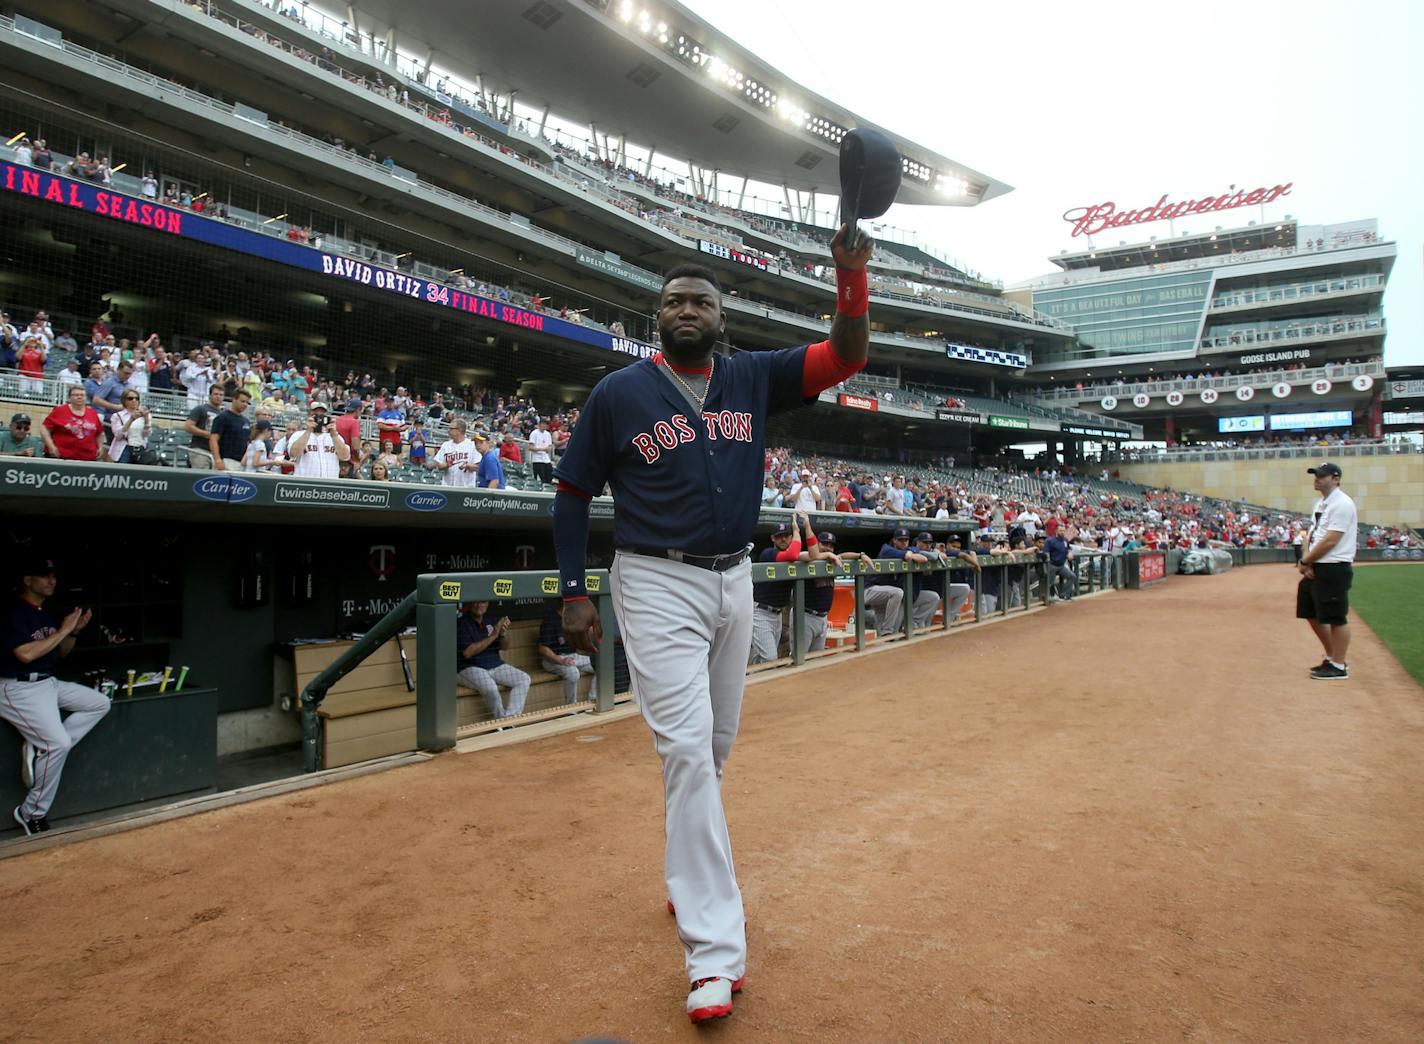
[338,0,1011,207]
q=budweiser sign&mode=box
[1063,182,1293,238]
[838,393,878,412]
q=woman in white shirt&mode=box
[108,391,150,464]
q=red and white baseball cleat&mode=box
[687,977,736,1022]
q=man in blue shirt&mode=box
[472,430,505,489]
[455,602,529,718]
[2,556,110,835]
[912,531,978,628]
[90,359,136,439]
[1043,521,1077,601]
[863,527,932,637]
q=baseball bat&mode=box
[395,630,414,692]
[159,665,173,693]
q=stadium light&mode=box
[110,163,127,174]
[262,213,288,224]
[616,0,632,21]
[5,131,27,146]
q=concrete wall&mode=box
[1115,454,1424,528]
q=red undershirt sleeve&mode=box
[774,540,803,562]
[556,480,592,501]
[801,339,866,398]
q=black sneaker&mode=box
[11,806,44,836]
[1310,663,1349,681]
[1311,658,1330,674]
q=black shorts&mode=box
[1296,562,1353,626]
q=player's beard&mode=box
[658,319,719,364]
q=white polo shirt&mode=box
[1307,488,1357,563]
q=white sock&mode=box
[1329,660,1347,670]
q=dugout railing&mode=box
[297,553,1130,771]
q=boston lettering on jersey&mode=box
[556,347,811,554]
[631,410,753,463]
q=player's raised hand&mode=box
[562,599,602,655]
[830,223,873,270]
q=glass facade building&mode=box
[1030,271,1212,362]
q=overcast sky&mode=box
[680,0,1422,367]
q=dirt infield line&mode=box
[0,567,1420,1042]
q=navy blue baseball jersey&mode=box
[555,347,812,554]
[755,546,794,608]
[868,543,912,587]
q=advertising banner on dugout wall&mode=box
[0,459,971,536]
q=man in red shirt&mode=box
[498,433,523,464]
[41,386,103,461]
[332,406,363,474]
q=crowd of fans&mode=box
[757,447,1420,552]
[2,308,1419,555]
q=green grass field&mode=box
[1351,565,1424,686]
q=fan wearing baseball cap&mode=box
[1297,463,1357,680]
[2,556,110,836]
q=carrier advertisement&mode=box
[0,161,659,362]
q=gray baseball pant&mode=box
[2,677,110,820]
[863,584,904,636]
[749,605,783,663]
[458,664,531,718]
[803,611,828,652]
[541,653,594,704]
[611,550,751,985]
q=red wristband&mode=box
[835,267,869,317]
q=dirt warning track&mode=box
[1,566,1421,1042]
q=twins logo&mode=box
[631,410,753,463]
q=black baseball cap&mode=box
[772,522,793,536]
[19,555,56,579]
[1307,462,1342,478]
[817,531,836,546]
[914,531,934,544]
[892,527,911,540]
[10,412,31,425]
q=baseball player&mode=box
[750,514,815,664]
[802,532,871,653]
[553,224,874,1022]
[537,600,596,704]
[1297,462,1358,680]
[862,527,932,638]
[2,556,110,835]
[912,531,979,628]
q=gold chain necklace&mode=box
[660,353,716,412]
